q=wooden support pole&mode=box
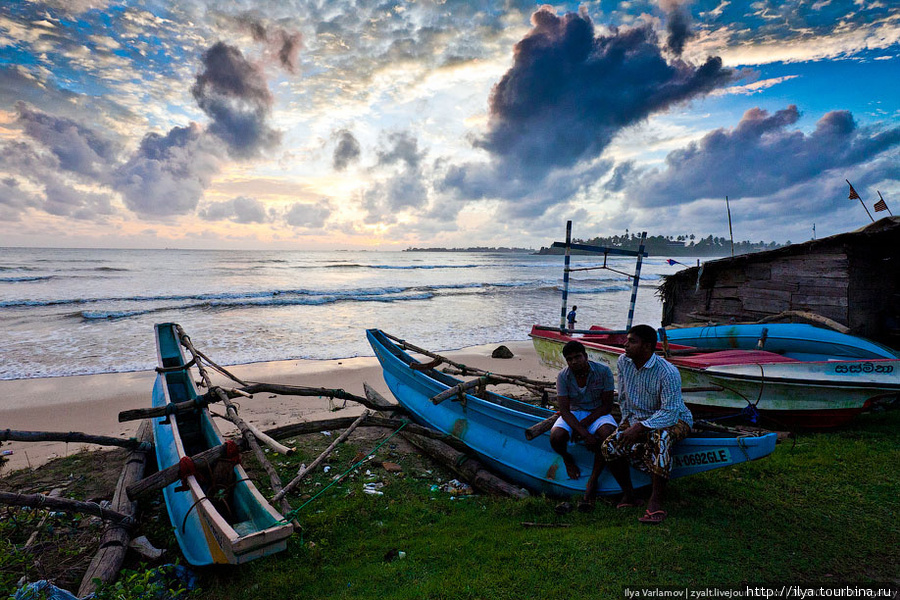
[213,388,294,520]
[363,384,528,499]
[380,331,553,389]
[430,376,492,405]
[524,413,559,441]
[273,410,370,503]
[78,422,153,597]
[0,491,135,527]
[261,415,462,447]
[1,429,150,450]
[118,382,402,423]
[127,443,233,500]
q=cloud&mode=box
[15,101,119,178]
[624,105,900,206]
[114,123,223,217]
[332,129,361,171]
[376,131,424,169]
[661,0,694,56]
[199,195,268,223]
[0,175,41,221]
[43,180,115,220]
[191,42,281,158]
[235,14,303,73]
[474,7,735,179]
[284,200,332,228]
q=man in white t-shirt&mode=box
[550,340,616,510]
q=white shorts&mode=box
[552,410,618,435]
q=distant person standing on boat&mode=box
[550,340,616,510]
[601,324,693,525]
[567,306,577,331]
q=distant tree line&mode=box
[404,246,535,253]
[536,232,786,257]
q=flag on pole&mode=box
[847,182,860,200]
[666,259,687,267]
[874,198,888,212]
[846,179,874,222]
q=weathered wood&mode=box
[524,413,558,441]
[126,443,232,500]
[430,376,492,405]
[272,410,370,502]
[1,429,149,450]
[381,331,553,390]
[363,383,529,499]
[0,491,135,527]
[755,310,850,333]
[78,422,153,597]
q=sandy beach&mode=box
[0,340,553,473]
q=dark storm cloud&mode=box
[15,101,119,178]
[199,196,268,223]
[475,7,734,178]
[625,105,900,207]
[191,42,281,159]
[361,169,429,224]
[662,1,693,56]
[332,130,361,171]
[114,123,223,217]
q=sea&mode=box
[0,247,696,381]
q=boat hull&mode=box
[663,323,899,361]
[531,327,900,429]
[368,329,777,497]
[151,323,292,566]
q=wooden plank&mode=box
[793,276,849,288]
[791,295,849,307]
[708,286,741,299]
[742,297,791,313]
[742,279,799,292]
[741,287,792,302]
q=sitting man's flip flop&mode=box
[638,509,667,524]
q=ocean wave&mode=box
[0,276,53,283]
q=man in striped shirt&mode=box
[601,324,693,524]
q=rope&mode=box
[277,420,409,524]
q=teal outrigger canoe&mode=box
[367,329,777,497]
[151,323,293,565]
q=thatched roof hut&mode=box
[658,217,900,348]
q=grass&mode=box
[2,409,899,599]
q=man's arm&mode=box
[558,394,592,439]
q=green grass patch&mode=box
[3,410,898,598]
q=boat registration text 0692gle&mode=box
[673,448,732,468]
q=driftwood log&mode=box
[0,491,135,527]
[524,413,559,441]
[1,429,150,450]
[363,383,528,499]
[78,422,153,597]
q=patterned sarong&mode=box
[600,420,691,479]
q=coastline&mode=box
[0,340,552,473]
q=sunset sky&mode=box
[1,0,899,250]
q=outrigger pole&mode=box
[547,223,648,332]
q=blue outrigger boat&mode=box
[367,329,777,497]
[663,323,899,362]
[151,323,293,565]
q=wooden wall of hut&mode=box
[659,217,900,348]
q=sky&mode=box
[1,0,899,250]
